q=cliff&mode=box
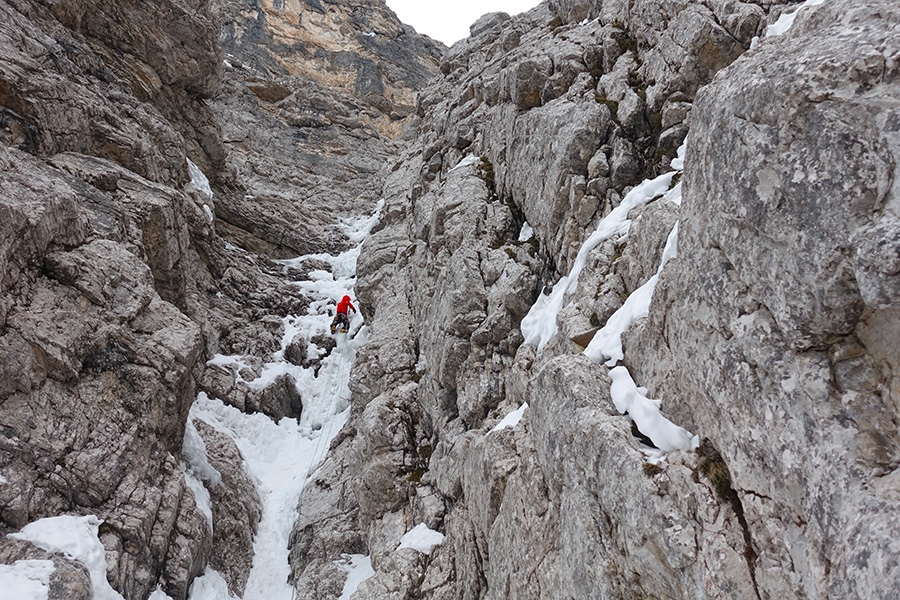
[0,0,438,597]
[290,1,900,599]
[2,0,899,599]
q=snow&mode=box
[0,473,6,484]
[186,201,383,600]
[765,0,826,38]
[182,469,214,530]
[521,169,677,351]
[336,555,376,600]
[8,515,124,600]
[182,417,223,487]
[608,367,698,452]
[186,159,213,201]
[449,154,479,172]
[397,524,445,555]
[584,222,679,366]
[149,586,176,600]
[203,204,214,223]
[670,140,686,171]
[0,560,54,600]
[518,221,534,242]
[664,181,682,206]
[187,568,238,600]
[490,403,529,434]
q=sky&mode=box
[386,0,543,46]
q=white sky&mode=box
[386,1,543,46]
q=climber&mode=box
[330,294,356,334]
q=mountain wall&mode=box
[291,1,900,599]
[2,0,899,599]
[0,0,438,598]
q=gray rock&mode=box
[194,420,262,596]
[470,13,510,38]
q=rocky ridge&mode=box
[290,1,900,599]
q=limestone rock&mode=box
[194,420,262,596]
[629,2,900,598]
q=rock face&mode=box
[0,0,436,597]
[4,0,900,598]
[0,0,225,594]
[208,0,443,258]
[630,3,900,598]
[290,1,900,599]
[215,0,443,130]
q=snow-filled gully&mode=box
[185,203,384,600]
[0,172,383,600]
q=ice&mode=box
[182,418,222,487]
[186,159,213,201]
[397,524,445,555]
[182,469,213,530]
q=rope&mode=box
[288,328,353,595]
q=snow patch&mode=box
[449,154,479,172]
[0,560,54,600]
[490,403,529,434]
[9,515,125,600]
[337,554,375,600]
[188,568,238,600]
[521,170,676,351]
[397,524,445,555]
[148,585,175,600]
[186,159,213,201]
[584,222,679,366]
[182,469,213,530]
[608,367,698,453]
[203,204,214,223]
[182,418,222,487]
[518,221,534,242]
[664,181,683,206]
[670,140,687,171]
[766,0,826,37]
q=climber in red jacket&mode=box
[330,295,356,334]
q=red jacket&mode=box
[336,296,356,315]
